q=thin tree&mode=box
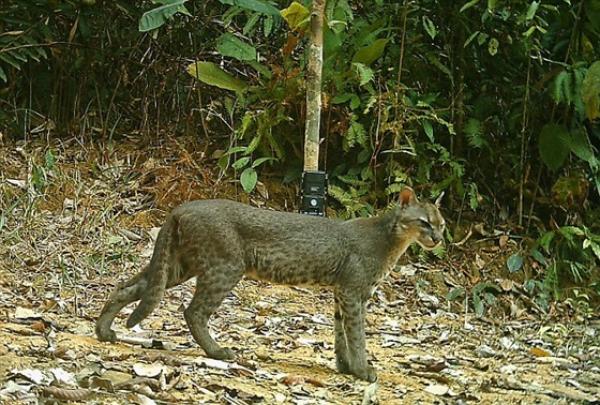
[303,0,325,172]
[300,0,327,216]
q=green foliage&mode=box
[0,29,48,82]
[538,124,571,171]
[582,61,600,120]
[2,0,600,299]
[216,33,257,61]
[447,282,502,317]
[280,1,309,32]
[138,0,191,32]
[218,0,280,16]
[187,61,248,93]
[464,118,486,149]
[506,254,524,273]
[352,38,388,65]
[536,225,600,298]
[240,167,258,192]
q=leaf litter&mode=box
[0,138,599,404]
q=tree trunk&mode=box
[303,0,325,172]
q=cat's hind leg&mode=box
[184,264,243,360]
[96,268,148,342]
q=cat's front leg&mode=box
[336,289,377,382]
[333,296,350,374]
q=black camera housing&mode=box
[299,171,328,216]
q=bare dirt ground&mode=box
[1,138,599,404]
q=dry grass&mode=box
[0,137,599,404]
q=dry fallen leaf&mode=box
[133,362,164,378]
[424,384,449,396]
[499,278,514,291]
[30,320,47,333]
[529,347,551,357]
[12,369,47,385]
[14,307,40,319]
[50,368,77,386]
[499,235,509,248]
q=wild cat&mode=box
[96,188,445,381]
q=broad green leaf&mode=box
[422,120,434,142]
[139,0,190,32]
[447,287,466,301]
[526,1,540,20]
[350,94,361,110]
[187,61,248,93]
[232,156,250,169]
[246,134,261,153]
[332,93,353,104]
[552,70,569,103]
[240,167,258,192]
[252,157,277,167]
[473,293,484,316]
[247,60,272,78]
[352,38,389,65]
[280,1,309,31]
[45,149,56,170]
[582,61,600,120]
[487,0,497,10]
[506,254,523,273]
[530,248,547,265]
[538,124,570,171]
[243,12,261,35]
[559,226,585,237]
[590,241,600,261]
[219,0,280,16]
[216,33,257,61]
[264,15,274,36]
[223,146,248,155]
[422,16,437,40]
[460,0,481,13]
[569,128,594,163]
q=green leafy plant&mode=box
[138,0,191,32]
[0,31,48,82]
[536,225,600,298]
[447,282,502,317]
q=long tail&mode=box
[126,216,175,328]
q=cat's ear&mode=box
[399,187,417,207]
[434,191,445,207]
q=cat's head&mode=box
[394,188,446,250]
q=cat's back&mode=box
[171,199,345,239]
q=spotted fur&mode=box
[95,189,445,382]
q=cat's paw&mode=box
[208,347,236,361]
[95,326,117,342]
[352,365,377,382]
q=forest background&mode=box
[1,0,600,322]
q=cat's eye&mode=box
[419,219,432,229]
